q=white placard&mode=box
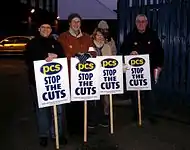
[34,58,70,108]
[98,56,124,95]
[70,58,100,101]
[124,54,152,91]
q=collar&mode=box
[69,28,83,38]
[93,40,104,48]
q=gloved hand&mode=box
[75,53,91,64]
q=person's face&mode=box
[69,17,81,32]
[39,24,52,37]
[95,31,104,42]
[136,16,148,33]
[101,28,109,33]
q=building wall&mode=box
[98,0,117,10]
[20,0,57,13]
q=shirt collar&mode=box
[69,28,83,38]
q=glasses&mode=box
[136,20,147,24]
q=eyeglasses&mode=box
[136,20,147,24]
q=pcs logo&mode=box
[129,57,145,67]
[76,61,95,72]
[40,62,62,75]
[101,58,118,68]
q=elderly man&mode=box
[58,13,97,135]
[121,14,164,124]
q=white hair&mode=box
[136,14,148,22]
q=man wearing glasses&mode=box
[25,20,66,147]
[121,14,164,125]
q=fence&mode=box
[118,0,190,118]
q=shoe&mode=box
[99,115,109,127]
[52,136,68,146]
[59,136,68,145]
[148,117,158,125]
[39,137,48,147]
[88,122,97,129]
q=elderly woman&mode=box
[98,20,117,55]
[88,28,112,128]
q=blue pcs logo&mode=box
[40,62,62,75]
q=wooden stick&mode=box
[53,105,59,149]
[137,90,142,126]
[84,101,87,143]
[109,94,114,134]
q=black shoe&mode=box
[52,136,68,146]
[59,137,68,145]
[99,115,109,127]
[39,137,48,147]
[88,122,97,129]
[148,117,158,125]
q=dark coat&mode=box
[121,27,164,73]
[24,35,65,85]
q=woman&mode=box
[92,28,112,56]
[88,28,112,128]
[98,20,117,55]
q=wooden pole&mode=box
[84,101,87,143]
[53,105,59,149]
[137,90,142,126]
[109,94,114,134]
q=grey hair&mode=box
[136,14,148,21]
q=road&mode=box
[0,58,190,150]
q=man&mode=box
[58,13,97,135]
[121,14,164,124]
[25,20,66,147]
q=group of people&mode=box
[24,13,164,147]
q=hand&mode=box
[45,53,58,62]
[130,51,138,55]
[48,53,58,59]
[123,64,129,72]
[154,67,162,84]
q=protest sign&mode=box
[98,56,123,95]
[125,54,151,91]
[70,58,100,101]
[33,58,70,108]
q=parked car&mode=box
[0,36,34,55]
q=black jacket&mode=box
[24,35,65,85]
[121,27,164,72]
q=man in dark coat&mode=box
[121,14,164,124]
[24,20,67,147]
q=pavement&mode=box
[0,58,190,150]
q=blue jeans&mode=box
[30,85,63,138]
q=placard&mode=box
[70,58,100,101]
[124,54,151,91]
[34,58,70,108]
[98,56,123,95]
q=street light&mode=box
[57,16,60,20]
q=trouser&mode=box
[30,85,64,138]
[88,96,106,124]
[131,80,156,120]
[65,101,84,135]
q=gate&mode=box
[118,0,190,120]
